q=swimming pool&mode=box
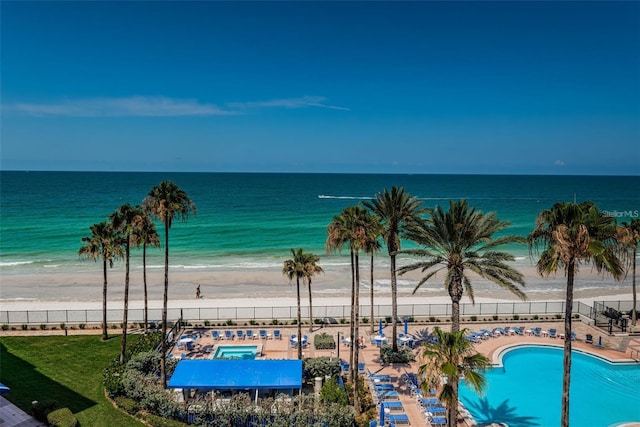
[213,345,259,360]
[459,345,640,427]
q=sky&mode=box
[1,1,639,175]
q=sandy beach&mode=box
[0,262,634,313]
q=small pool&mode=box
[213,345,258,360]
[459,345,640,427]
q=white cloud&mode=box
[227,96,350,111]
[554,160,566,166]
[5,96,235,117]
[4,95,350,117]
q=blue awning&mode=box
[167,359,303,390]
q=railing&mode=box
[0,301,596,326]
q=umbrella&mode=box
[0,383,10,395]
[379,318,384,336]
[379,401,385,425]
[404,317,408,335]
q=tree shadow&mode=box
[0,343,96,414]
[465,397,541,427]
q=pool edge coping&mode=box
[491,342,638,367]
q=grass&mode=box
[0,335,144,426]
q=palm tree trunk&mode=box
[390,252,398,352]
[450,273,463,333]
[308,279,313,332]
[632,249,637,326]
[161,219,169,388]
[370,253,375,335]
[102,257,108,341]
[348,250,355,381]
[561,260,575,427]
[143,243,148,334]
[297,277,302,360]
[353,251,361,413]
[120,239,130,364]
[448,376,459,427]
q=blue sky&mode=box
[1,1,639,174]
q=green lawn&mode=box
[0,335,144,427]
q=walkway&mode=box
[0,397,45,427]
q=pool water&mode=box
[459,346,640,427]
[213,345,258,360]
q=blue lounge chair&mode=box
[259,329,268,339]
[224,330,234,340]
[570,332,577,341]
[430,415,447,426]
[374,383,394,391]
[358,362,366,374]
[236,330,245,340]
[549,328,557,338]
[211,330,221,340]
[341,360,349,373]
[387,414,410,425]
[382,400,404,411]
[420,397,441,406]
[378,390,399,400]
[273,330,281,340]
[246,330,256,340]
[426,405,446,414]
[533,327,542,337]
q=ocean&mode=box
[1,172,638,300]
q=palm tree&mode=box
[618,219,639,327]
[110,203,144,363]
[399,200,526,332]
[283,248,321,360]
[363,215,383,335]
[303,252,324,332]
[131,211,160,333]
[364,187,426,351]
[528,201,624,427]
[79,221,122,341]
[326,205,375,413]
[143,181,196,388]
[418,327,490,427]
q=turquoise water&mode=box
[459,346,640,426]
[213,345,258,360]
[1,172,638,294]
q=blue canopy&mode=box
[168,359,303,390]
[0,383,9,395]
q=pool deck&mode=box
[169,321,640,426]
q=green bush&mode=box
[362,317,369,324]
[533,315,539,320]
[429,316,436,322]
[314,332,336,350]
[314,318,324,324]
[304,356,341,379]
[1,324,8,331]
[32,399,58,421]
[47,408,78,427]
[470,316,477,321]
[379,345,415,364]
[320,377,348,405]
[492,315,499,321]
[114,396,139,415]
[21,324,27,330]
[513,314,520,320]
[141,413,188,427]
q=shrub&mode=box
[291,319,298,325]
[320,377,348,405]
[362,317,369,324]
[314,318,324,324]
[79,323,86,329]
[470,316,477,321]
[204,320,211,326]
[513,314,520,320]
[339,318,346,324]
[533,315,539,320]
[385,316,392,323]
[249,319,258,325]
[32,399,58,422]
[304,356,341,379]
[21,324,27,330]
[1,324,8,331]
[47,408,78,427]
[313,333,336,350]
[407,316,415,322]
[141,413,189,427]
[114,396,139,415]
[225,319,234,326]
[492,315,499,321]
[270,319,279,325]
[379,346,415,364]
[429,316,436,323]
[40,324,47,330]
